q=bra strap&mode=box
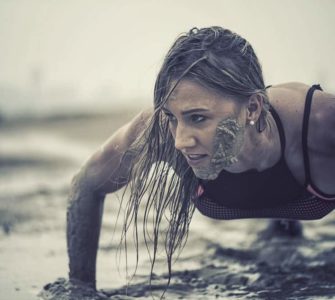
[302,84,322,186]
[269,106,286,157]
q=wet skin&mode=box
[164,80,246,180]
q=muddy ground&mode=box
[1,112,335,300]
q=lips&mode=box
[184,153,208,167]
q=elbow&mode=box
[67,165,104,208]
[71,167,94,195]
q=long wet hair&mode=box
[121,26,269,288]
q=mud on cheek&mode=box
[211,118,244,166]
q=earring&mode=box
[249,120,255,126]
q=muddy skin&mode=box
[194,118,245,180]
[67,169,105,286]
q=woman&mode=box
[66,26,335,291]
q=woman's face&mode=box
[164,80,246,180]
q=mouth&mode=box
[184,153,208,167]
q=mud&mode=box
[40,229,335,299]
[195,117,244,180]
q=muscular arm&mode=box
[66,109,152,288]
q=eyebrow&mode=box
[162,107,210,115]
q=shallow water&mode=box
[1,114,335,299]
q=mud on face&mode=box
[193,118,244,180]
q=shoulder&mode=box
[121,108,153,145]
[266,82,309,144]
[94,108,153,161]
[267,82,335,151]
[81,108,154,193]
[267,82,310,112]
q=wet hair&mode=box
[156,26,269,126]
[121,26,268,291]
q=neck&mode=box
[225,114,281,173]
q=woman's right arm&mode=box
[66,109,152,289]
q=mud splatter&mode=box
[194,118,244,180]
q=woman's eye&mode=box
[190,114,206,123]
[166,114,177,123]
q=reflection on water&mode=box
[1,113,335,299]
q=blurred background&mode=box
[0,0,335,120]
[0,1,335,300]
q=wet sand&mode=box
[1,112,335,299]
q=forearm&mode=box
[66,172,105,288]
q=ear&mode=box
[246,94,263,124]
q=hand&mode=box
[39,278,108,300]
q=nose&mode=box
[174,124,196,150]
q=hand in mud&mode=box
[39,278,108,300]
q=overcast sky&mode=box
[0,0,334,107]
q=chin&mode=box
[193,167,220,181]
